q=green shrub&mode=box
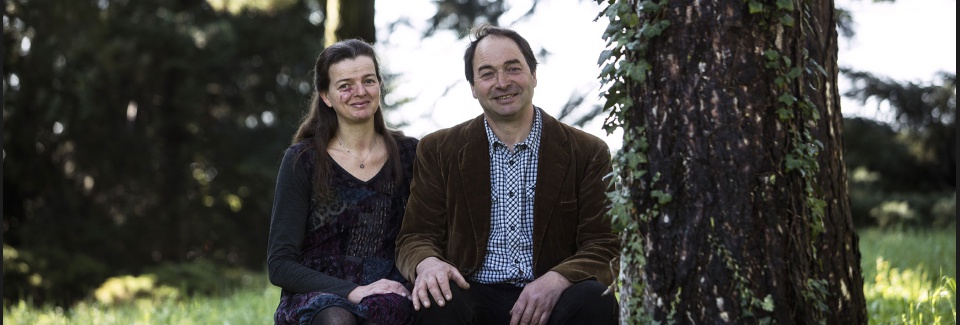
[92,275,179,305]
[145,259,263,296]
[2,245,108,306]
[850,190,956,229]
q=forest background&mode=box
[2,0,955,321]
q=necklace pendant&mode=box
[359,163,365,169]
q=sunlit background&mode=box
[3,0,955,323]
[375,0,956,152]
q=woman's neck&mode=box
[334,122,379,150]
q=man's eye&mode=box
[363,79,377,85]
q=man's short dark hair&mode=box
[463,24,538,86]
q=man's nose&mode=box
[495,72,510,88]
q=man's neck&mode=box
[485,107,535,149]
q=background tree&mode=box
[3,0,949,315]
[325,0,376,44]
[2,0,337,305]
[598,0,866,323]
[840,70,956,227]
[0,0,533,307]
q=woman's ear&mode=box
[319,91,333,107]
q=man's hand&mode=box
[412,257,470,310]
[509,271,572,325]
[346,279,411,304]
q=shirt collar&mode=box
[484,107,543,151]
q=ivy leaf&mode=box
[651,190,673,205]
[776,107,794,120]
[775,76,787,87]
[626,13,640,28]
[785,155,802,171]
[598,49,614,65]
[628,62,649,83]
[761,294,775,311]
[600,62,616,79]
[778,93,797,106]
[780,13,795,27]
[763,50,780,62]
[786,67,802,79]
[749,1,764,13]
[776,0,794,10]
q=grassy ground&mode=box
[3,284,280,325]
[3,227,956,324]
[859,227,956,324]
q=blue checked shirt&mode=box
[473,108,543,286]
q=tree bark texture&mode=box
[625,0,866,323]
[336,0,376,43]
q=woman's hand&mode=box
[346,279,411,304]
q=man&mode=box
[395,24,619,325]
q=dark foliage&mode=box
[3,0,325,305]
[840,70,957,227]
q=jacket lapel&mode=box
[459,116,493,242]
[532,111,570,255]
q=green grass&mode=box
[3,284,280,324]
[859,227,956,324]
[3,227,956,324]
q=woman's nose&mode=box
[354,83,367,96]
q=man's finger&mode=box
[509,299,527,325]
[450,269,471,290]
[438,276,454,301]
[414,283,430,310]
[537,310,551,325]
[521,304,537,325]
[426,276,447,307]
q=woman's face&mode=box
[320,56,381,125]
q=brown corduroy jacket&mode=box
[395,109,619,285]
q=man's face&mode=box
[470,36,537,121]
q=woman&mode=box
[267,39,417,325]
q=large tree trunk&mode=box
[325,0,376,44]
[337,0,376,42]
[615,0,866,323]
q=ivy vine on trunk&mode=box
[596,0,867,323]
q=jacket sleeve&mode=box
[266,147,358,297]
[549,139,620,285]
[395,135,450,282]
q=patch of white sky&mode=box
[374,0,956,151]
[836,0,956,122]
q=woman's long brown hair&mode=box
[291,39,403,200]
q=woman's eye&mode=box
[364,79,376,85]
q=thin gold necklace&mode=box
[336,136,378,169]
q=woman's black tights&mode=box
[310,306,378,325]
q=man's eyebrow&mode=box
[477,59,522,72]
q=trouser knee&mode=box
[414,281,474,325]
[550,280,619,325]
